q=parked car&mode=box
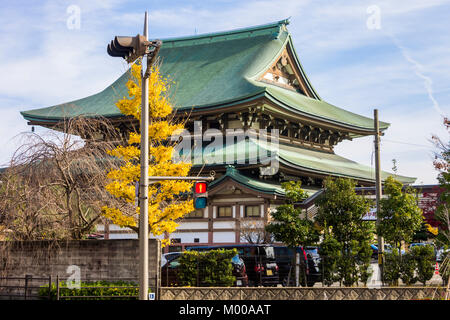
[161,252,182,268]
[161,251,249,287]
[273,245,321,287]
[87,233,104,239]
[370,244,378,259]
[187,244,279,287]
[371,244,405,258]
[272,246,298,286]
[435,247,449,262]
[409,242,443,262]
[409,242,434,250]
[304,246,322,286]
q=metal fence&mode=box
[0,276,157,300]
[0,275,52,300]
[161,253,446,288]
[161,254,315,288]
[53,276,141,300]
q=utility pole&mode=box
[107,13,212,300]
[138,11,150,301]
[139,11,151,300]
[374,109,384,284]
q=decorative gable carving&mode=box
[216,185,243,195]
[259,47,313,97]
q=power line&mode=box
[381,138,432,149]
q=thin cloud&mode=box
[388,33,445,117]
[0,0,449,183]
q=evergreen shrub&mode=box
[177,249,237,287]
[39,280,139,300]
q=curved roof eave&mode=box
[209,167,284,197]
[278,156,416,185]
[285,34,321,100]
[261,90,390,133]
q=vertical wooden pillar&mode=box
[208,203,213,244]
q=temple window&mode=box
[186,209,204,219]
[218,206,232,218]
[245,205,260,217]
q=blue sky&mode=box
[0,0,449,184]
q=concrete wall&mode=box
[160,287,447,300]
[0,239,160,284]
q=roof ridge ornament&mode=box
[225,164,236,173]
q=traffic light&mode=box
[107,35,161,64]
[107,35,146,63]
[193,181,208,209]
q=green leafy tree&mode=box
[265,181,319,286]
[400,252,418,286]
[316,177,373,287]
[377,176,423,285]
[319,234,341,286]
[432,119,449,242]
[265,181,319,248]
[383,250,402,286]
[431,119,449,293]
[377,176,423,250]
[412,245,435,286]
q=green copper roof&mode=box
[210,165,319,197]
[270,141,415,184]
[21,19,387,133]
[188,138,415,184]
[254,81,389,131]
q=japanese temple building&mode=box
[21,20,416,249]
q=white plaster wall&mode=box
[103,224,134,232]
[109,232,167,240]
[170,232,208,243]
[176,221,209,230]
[213,221,236,229]
[213,232,235,243]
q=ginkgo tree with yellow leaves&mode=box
[102,61,194,246]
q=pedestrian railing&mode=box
[0,275,52,300]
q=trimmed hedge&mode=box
[177,249,237,287]
[384,245,436,286]
[39,280,139,300]
[412,245,435,285]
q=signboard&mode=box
[362,207,377,221]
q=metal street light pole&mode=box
[107,11,162,301]
[138,11,150,301]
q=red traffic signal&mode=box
[193,182,208,209]
[195,182,207,194]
